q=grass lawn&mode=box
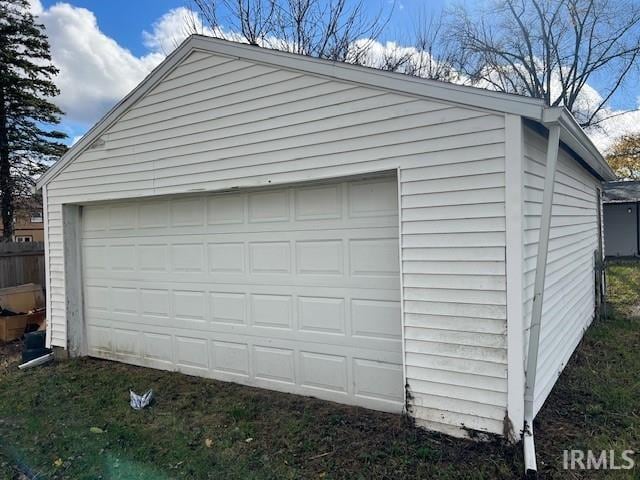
[0,262,638,479]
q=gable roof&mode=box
[36,35,616,189]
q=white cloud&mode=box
[29,0,43,15]
[33,2,164,126]
[586,107,640,154]
[142,7,208,54]
[142,7,252,52]
[566,79,640,153]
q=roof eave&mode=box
[541,107,616,182]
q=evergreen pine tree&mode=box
[0,0,67,240]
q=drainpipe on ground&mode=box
[522,118,561,477]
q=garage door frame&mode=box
[62,170,406,411]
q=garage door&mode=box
[81,176,403,412]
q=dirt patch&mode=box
[0,340,22,376]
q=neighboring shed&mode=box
[603,181,640,257]
[35,36,615,471]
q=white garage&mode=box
[37,34,615,467]
[81,176,404,411]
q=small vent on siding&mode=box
[88,137,106,149]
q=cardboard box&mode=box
[0,283,45,313]
[0,284,46,342]
[0,311,46,342]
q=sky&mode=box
[32,0,640,153]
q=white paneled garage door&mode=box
[81,176,404,412]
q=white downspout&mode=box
[523,120,561,476]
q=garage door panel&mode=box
[82,272,401,291]
[297,296,345,334]
[111,287,138,315]
[83,245,108,272]
[208,242,245,272]
[294,184,342,220]
[248,190,291,223]
[85,323,404,412]
[354,359,404,403]
[109,245,138,272]
[351,299,402,340]
[83,277,400,297]
[175,335,209,372]
[253,346,296,384]
[296,240,344,275]
[86,324,405,364]
[300,351,348,393]
[140,288,170,317]
[170,197,205,226]
[80,216,399,238]
[138,244,170,271]
[83,177,403,412]
[82,225,399,241]
[350,238,400,277]
[143,332,173,364]
[87,325,111,354]
[207,195,244,225]
[109,205,138,230]
[250,294,292,329]
[85,317,403,360]
[83,279,400,301]
[210,292,247,324]
[171,243,206,272]
[139,201,169,228]
[113,328,141,359]
[211,340,250,377]
[82,206,108,231]
[249,241,292,273]
[348,179,399,218]
[87,313,402,350]
[86,293,402,351]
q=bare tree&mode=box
[399,13,460,81]
[190,0,391,63]
[449,0,640,127]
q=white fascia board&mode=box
[558,109,617,181]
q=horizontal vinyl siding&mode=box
[522,127,599,415]
[46,50,508,435]
[400,150,508,436]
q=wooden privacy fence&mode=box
[0,242,45,289]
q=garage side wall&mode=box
[44,50,509,435]
[523,126,601,415]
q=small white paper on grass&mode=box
[130,389,153,410]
